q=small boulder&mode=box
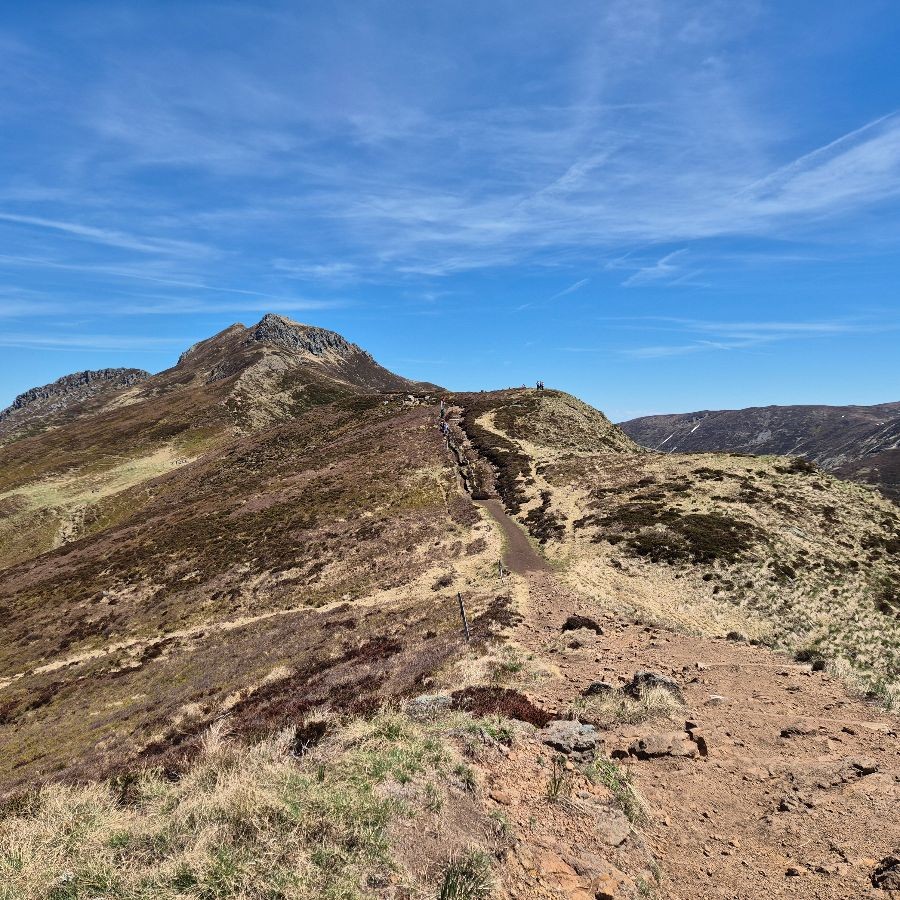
[625,670,684,702]
[780,720,818,738]
[846,756,879,777]
[582,680,616,697]
[629,731,698,760]
[540,720,601,759]
[873,853,900,891]
[594,809,632,847]
[404,694,452,719]
[565,852,635,900]
[685,723,710,757]
[562,614,604,634]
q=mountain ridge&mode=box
[620,400,900,500]
[0,315,440,448]
[1,318,898,898]
[0,368,151,440]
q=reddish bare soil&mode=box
[480,503,899,899]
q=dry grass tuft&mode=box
[0,710,454,900]
[437,850,493,899]
[586,758,648,824]
[575,685,683,727]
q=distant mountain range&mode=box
[620,401,900,500]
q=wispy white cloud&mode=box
[0,212,210,257]
[109,298,342,316]
[0,0,898,330]
[550,277,589,300]
[620,250,688,286]
[613,316,897,359]
[272,259,362,283]
[0,333,188,351]
[518,277,590,310]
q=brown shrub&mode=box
[450,686,552,727]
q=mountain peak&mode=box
[246,314,366,360]
[170,314,439,397]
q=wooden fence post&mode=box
[457,592,471,641]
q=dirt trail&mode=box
[477,498,550,574]
[459,455,899,898]
[437,401,900,897]
[497,566,900,900]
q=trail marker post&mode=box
[457,592,471,641]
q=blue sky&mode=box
[1,1,899,421]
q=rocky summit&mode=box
[1,317,898,900]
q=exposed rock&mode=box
[0,368,150,427]
[629,731,698,760]
[540,720,601,759]
[404,693,452,719]
[685,722,710,757]
[530,849,596,900]
[873,853,900,891]
[565,852,636,899]
[247,313,366,359]
[847,756,879,777]
[582,680,616,697]
[593,809,632,847]
[780,720,818,738]
[625,670,684,702]
[778,794,814,813]
[562,614,604,634]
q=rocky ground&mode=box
[475,563,900,899]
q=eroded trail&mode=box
[468,481,899,899]
[477,498,550,574]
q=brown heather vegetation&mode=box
[2,321,899,899]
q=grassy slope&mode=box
[3,384,899,898]
[0,389,510,794]
[463,390,900,704]
[0,710,504,900]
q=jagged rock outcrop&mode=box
[0,369,151,443]
[247,313,367,359]
[174,314,440,399]
[0,369,150,423]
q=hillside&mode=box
[0,368,151,446]
[1,323,899,899]
[620,402,900,501]
[0,315,439,570]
